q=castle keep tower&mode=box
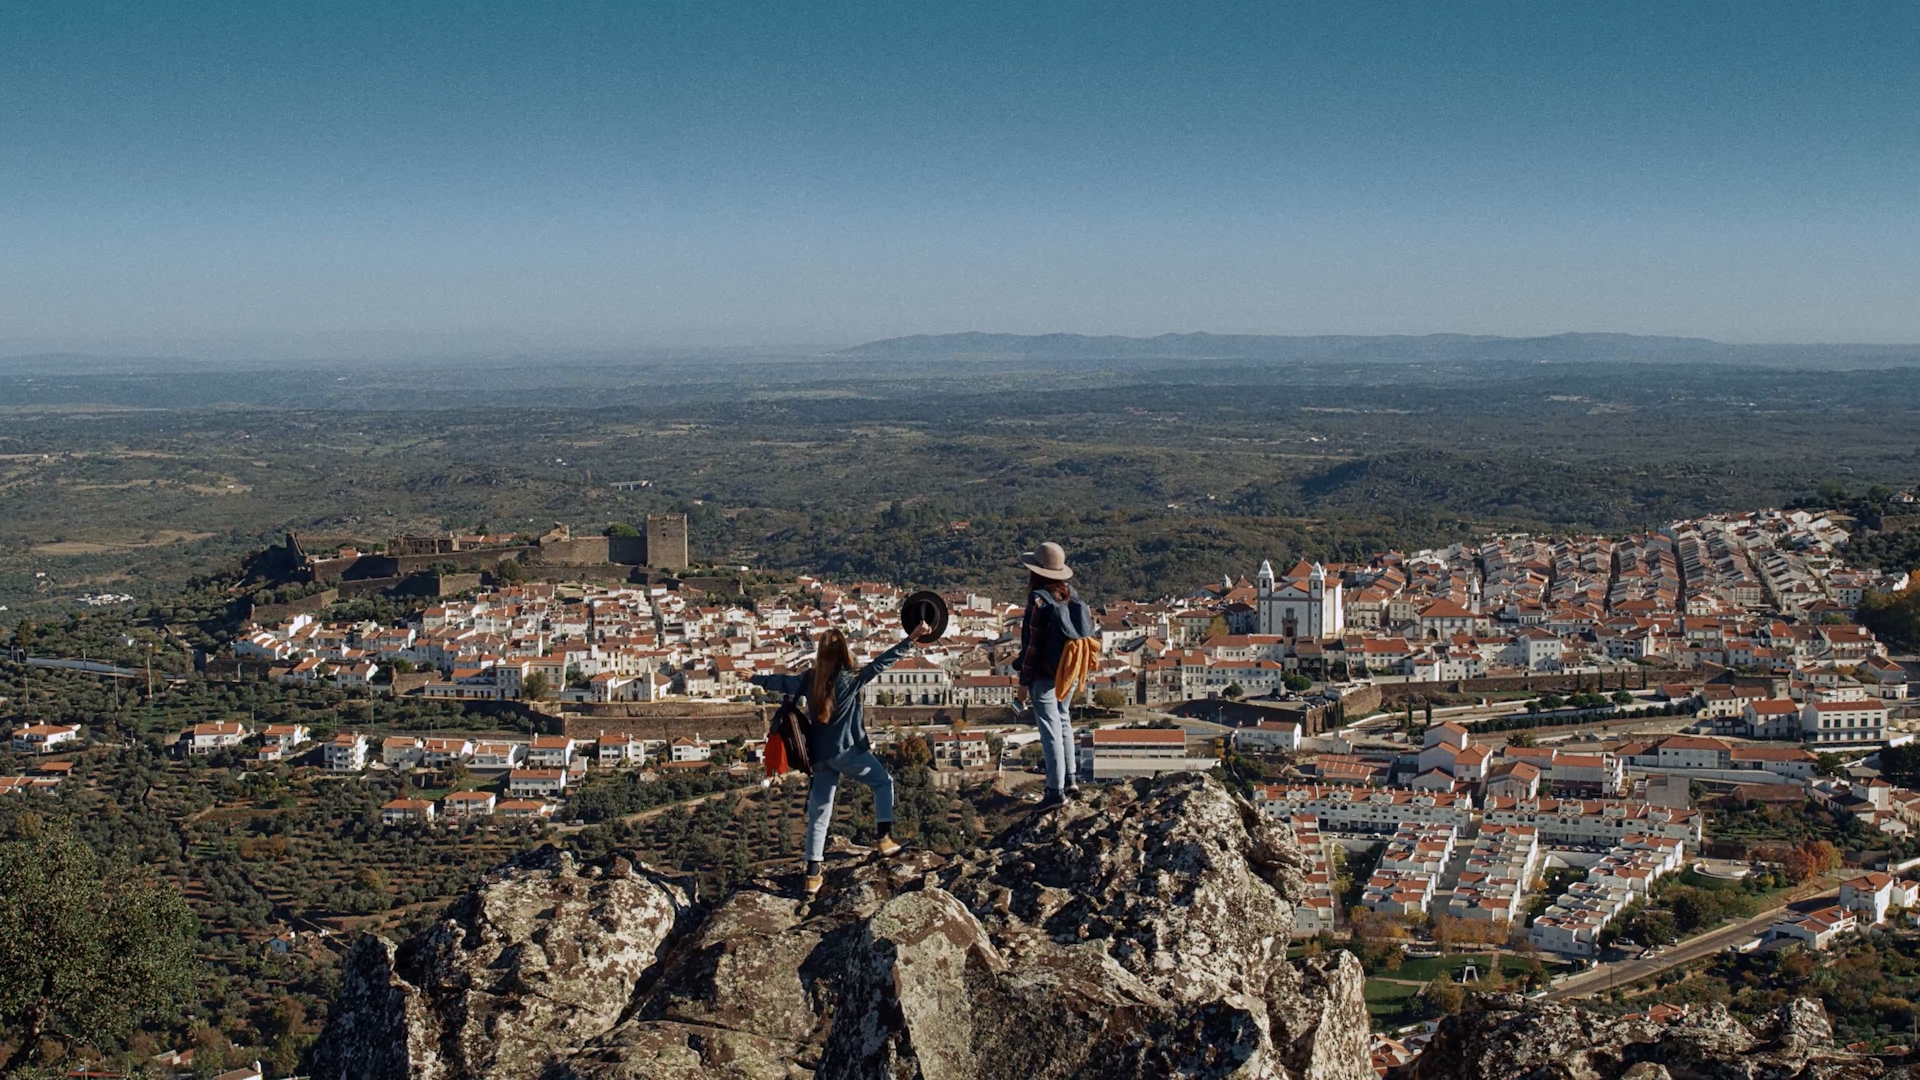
[645,514,689,570]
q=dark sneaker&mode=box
[1034,792,1068,814]
[1064,783,1083,800]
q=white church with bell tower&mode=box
[1256,559,1344,639]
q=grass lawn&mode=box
[1391,952,1542,983]
[1363,978,1425,1019]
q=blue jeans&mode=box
[1030,676,1076,793]
[805,749,894,862]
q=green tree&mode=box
[1426,979,1466,1015]
[522,671,551,702]
[1665,888,1721,933]
[1858,586,1920,653]
[603,522,642,538]
[1224,681,1245,700]
[0,826,197,1073]
[1283,673,1312,693]
[1879,743,1920,787]
[1629,907,1679,944]
[1610,690,1635,706]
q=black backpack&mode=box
[770,693,814,775]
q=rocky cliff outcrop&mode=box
[1394,993,1889,1080]
[309,774,1374,1080]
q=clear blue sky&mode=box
[4,1,1918,355]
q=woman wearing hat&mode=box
[751,618,935,897]
[1017,541,1092,813]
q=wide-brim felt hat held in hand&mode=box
[1021,541,1073,581]
[899,591,949,641]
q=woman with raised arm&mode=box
[1017,542,1091,813]
[751,620,933,897]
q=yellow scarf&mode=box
[1053,637,1101,702]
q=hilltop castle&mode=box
[266,514,693,589]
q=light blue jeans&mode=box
[1030,676,1076,793]
[805,749,894,862]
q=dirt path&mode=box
[549,787,747,834]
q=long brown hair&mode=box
[808,629,854,724]
[1027,572,1071,601]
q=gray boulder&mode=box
[312,774,1373,1080]
[1392,994,1885,1080]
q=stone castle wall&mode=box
[529,536,612,566]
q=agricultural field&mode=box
[0,707,1011,1075]
[4,351,1917,617]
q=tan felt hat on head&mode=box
[1021,542,1073,581]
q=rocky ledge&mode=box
[1395,993,1890,1080]
[308,772,1876,1080]
[309,773,1373,1080]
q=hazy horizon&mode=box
[18,326,1920,367]
[13,328,1920,372]
[13,328,1920,367]
[7,2,1920,353]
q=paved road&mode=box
[1345,710,1695,755]
[1543,880,1838,1000]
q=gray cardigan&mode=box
[751,638,916,762]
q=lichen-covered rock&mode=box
[313,774,1370,1080]
[935,774,1311,1007]
[817,888,1008,1080]
[1271,951,1374,1080]
[309,846,698,1080]
[559,1020,814,1080]
[1393,995,1884,1080]
[635,887,825,1043]
[305,934,433,1080]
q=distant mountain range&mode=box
[841,331,1920,367]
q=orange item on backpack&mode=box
[1053,637,1100,702]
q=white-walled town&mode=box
[5,505,1919,1074]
